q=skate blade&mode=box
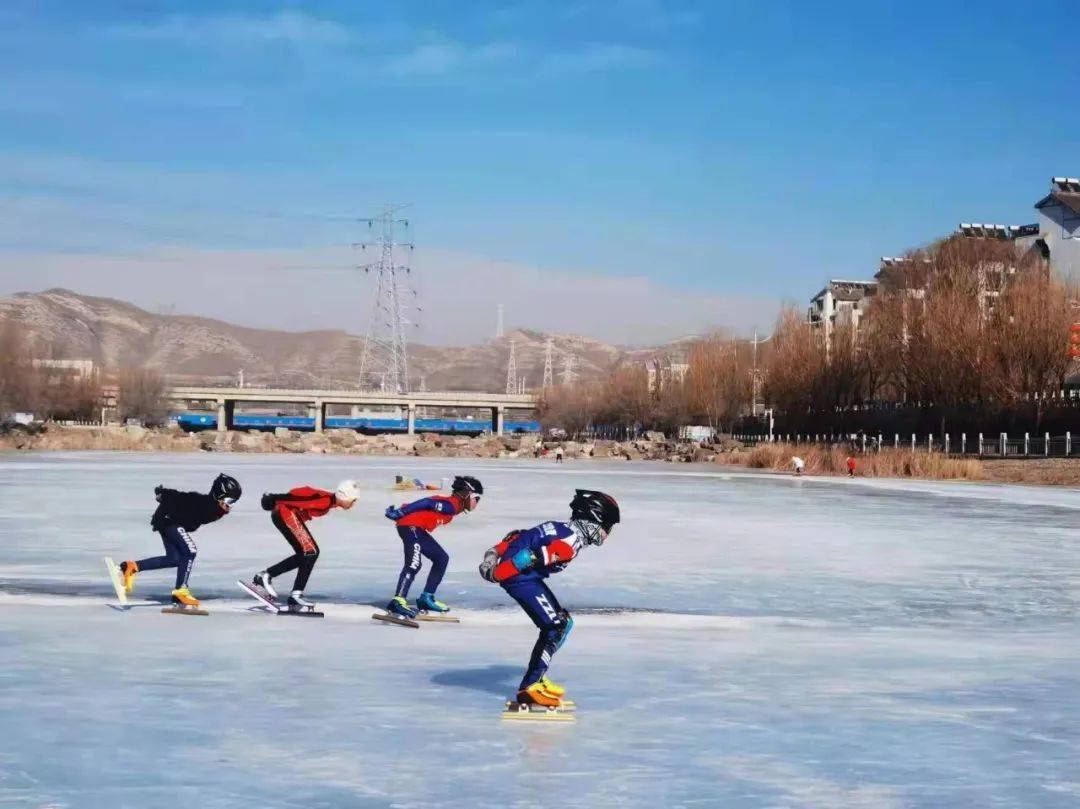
[161,606,209,617]
[104,556,128,605]
[278,608,324,618]
[372,612,419,629]
[501,703,576,723]
[236,580,281,612]
[415,613,459,623]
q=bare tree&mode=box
[118,366,168,426]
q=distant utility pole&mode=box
[496,304,505,339]
[506,339,518,394]
[542,338,554,389]
[355,206,416,393]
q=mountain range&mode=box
[0,289,690,391]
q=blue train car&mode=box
[172,413,540,434]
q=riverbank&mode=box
[717,441,1080,488]
[4,425,1080,486]
[0,423,714,461]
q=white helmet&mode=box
[335,479,361,504]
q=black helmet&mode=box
[452,476,483,496]
[570,489,620,533]
[211,473,242,505]
[452,475,483,511]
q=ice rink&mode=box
[2,452,1080,808]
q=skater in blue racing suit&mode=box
[479,489,619,708]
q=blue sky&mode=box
[0,0,1076,344]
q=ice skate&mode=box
[387,595,418,618]
[120,560,138,593]
[285,591,322,616]
[539,675,565,697]
[371,596,420,628]
[518,680,562,708]
[416,591,450,613]
[502,681,575,722]
[171,587,200,608]
[162,587,209,616]
[253,571,277,600]
[413,591,460,622]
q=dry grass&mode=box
[729,442,984,481]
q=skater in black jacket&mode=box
[115,473,241,609]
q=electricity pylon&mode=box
[355,206,416,393]
[542,337,554,388]
[506,338,518,394]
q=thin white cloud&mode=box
[385,41,519,77]
[539,43,659,74]
[101,11,353,45]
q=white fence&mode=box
[732,431,1078,458]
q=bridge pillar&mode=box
[314,400,325,433]
[407,404,416,435]
[216,398,234,433]
[492,406,505,436]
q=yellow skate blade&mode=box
[161,606,209,617]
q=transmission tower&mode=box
[506,339,518,394]
[355,206,416,393]
[560,349,577,387]
[542,338,554,388]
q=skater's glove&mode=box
[479,549,499,582]
[385,506,404,521]
[510,548,536,573]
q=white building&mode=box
[807,279,877,350]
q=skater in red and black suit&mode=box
[250,480,360,611]
[479,489,619,708]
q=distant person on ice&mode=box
[791,456,805,475]
[117,473,241,609]
[555,445,564,463]
[383,475,483,619]
[478,489,620,708]
[251,480,361,611]
[846,456,857,477]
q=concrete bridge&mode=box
[167,386,539,435]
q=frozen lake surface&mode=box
[2,452,1080,808]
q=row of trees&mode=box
[0,324,168,425]
[763,237,1074,433]
[539,333,757,436]
[540,235,1075,437]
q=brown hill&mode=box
[0,289,689,391]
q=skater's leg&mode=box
[394,526,424,599]
[168,526,198,590]
[292,534,319,591]
[504,579,572,691]
[134,527,183,572]
[268,508,319,592]
[418,532,449,595]
[266,510,303,579]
